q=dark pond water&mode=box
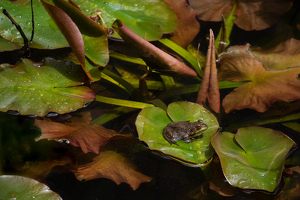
[1,0,300,199]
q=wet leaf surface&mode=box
[71,0,177,40]
[35,112,119,154]
[0,175,62,199]
[71,150,152,190]
[189,0,293,31]
[51,0,109,66]
[211,126,295,192]
[218,44,300,113]
[136,101,219,164]
[0,0,68,49]
[0,58,95,116]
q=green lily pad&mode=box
[136,101,219,164]
[71,0,178,41]
[211,126,295,192]
[0,0,68,49]
[0,57,95,116]
[0,175,62,199]
[0,36,23,51]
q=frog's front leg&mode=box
[182,135,192,143]
[163,127,179,146]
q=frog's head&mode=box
[192,120,208,134]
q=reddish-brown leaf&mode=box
[218,44,300,113]
[252,38,300,71]
[196,29,220,113]
[72,151,152,190]
[164,0,200,48]
[41,0,92,80]
[35,113,118,154]
[189,0,293,31]
[112,19,197,77]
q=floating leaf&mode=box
[0,58,95,116]
[136,101,219,164]
[72,150,152,190]
[218,44,300,113]
[252,38,300,71]
[0,36,23,51]
[189,0,293,31]
[211,126,295,192]
[0,0,68,49]
[0,175,62,199]
[71,0,177,41]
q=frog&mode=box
[163,120,208,145]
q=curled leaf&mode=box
[112,19,197,77]
[196,29,220,113]
[41,0,88,79]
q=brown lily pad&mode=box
[218,43,300,113]
[189,0,293,31]
[164,0,200,48]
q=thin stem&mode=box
[30,0,34,44]
[3,9,29,50]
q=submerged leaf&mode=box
[211,126,295,192]
[218,44,300,113]
[0,58,95,116]
[72,151,152,190]
[35,112,118,154]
